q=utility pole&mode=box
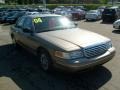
[112,0,114,6]
[42,0,46,8]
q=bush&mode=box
[46,4,109,10]
[83,4,102,10]
[1,4,111,10]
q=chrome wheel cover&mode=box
[40,54,49,70]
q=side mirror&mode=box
[23,27,33,33]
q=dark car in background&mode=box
[0,12,5,22]
[72,9,86,20]
[6,11,26,24]
[0,11,17,23]
[102,8,120,22]
[0,11,8,23]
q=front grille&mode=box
[84,44,107,58]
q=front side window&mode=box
[33,16,76,33]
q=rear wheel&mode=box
[12,37,20,49]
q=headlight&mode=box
[55,50,83,59]
[106,41,112,49]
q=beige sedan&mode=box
[10,14,115,72]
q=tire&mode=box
[12,37,21,49]
[86,19,88,21]
[102,19,105,22]
[97,16,99,20]
[119,26,120,29]
[38,49,53,71]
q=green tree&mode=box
[99,0,109,4]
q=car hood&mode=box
[36,28,110,51]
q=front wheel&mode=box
[38,50,53,71]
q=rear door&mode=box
[20,17,39,53]
[12,16,26,45]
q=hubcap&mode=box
[40,54,49,70]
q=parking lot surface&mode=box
[0,20,120,90]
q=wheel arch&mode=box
[37,46,51,56]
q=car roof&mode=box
[104,8,116,10]
[26,14,61,18]
[110,6,119,9]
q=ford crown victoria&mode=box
[10,14,115,72]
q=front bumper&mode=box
[102,15,116,22]
[113,24,120,29]
[53,47,115,72]
[86,16,97,20]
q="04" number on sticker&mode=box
[33,18,42,23]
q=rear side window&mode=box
[23,17,33,30]
[16,17,25,28]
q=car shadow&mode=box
[112,30,120,34]
[0,44,112,90]
[100,21,113,24]
[84,19,101,23]
[72,19,81,21]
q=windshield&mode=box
[34,16,76,33]
[103,9,116,14]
